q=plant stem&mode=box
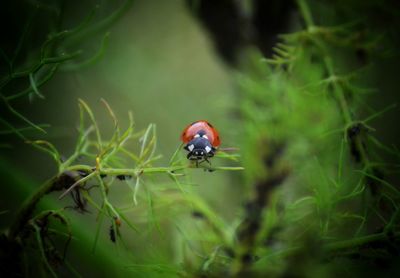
[324,233,388,251]
[66,165,244,175]
[297,0,371,168]
[259,232,400,262]
[297,0,314,27]
[8,177,56,239]
[8,163,244,238]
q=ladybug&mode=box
[181,120,221,163]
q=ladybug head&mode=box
[184,131,215,160]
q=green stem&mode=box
[65,165,244,175]
[8,177,56,239]
[259,232,400,262]
[9,163,243,238]
[297,0,370,168]
[384,206,400,234]
[297,0,314,27]
[324,232,389,251]
[33,223,58,278]
[6,64,59,101]
[323,57,353,124]
[63,0,134,48]
[0,51,81,92]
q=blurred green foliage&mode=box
[1,0,400,277]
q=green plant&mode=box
[0,0,133,141]
[228,0,400,276]
[2,98,243,276]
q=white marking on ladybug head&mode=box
[194,134,200,138]
[188,144,194,151]
[205,146,212,153]
[202,135,208,140]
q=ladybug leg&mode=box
[199,157,213,172]
[198,156,211,166]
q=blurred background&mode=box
[1,0,400,277]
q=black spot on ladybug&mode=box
[197,129,207,137]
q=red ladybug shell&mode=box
[181,120,221,147]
